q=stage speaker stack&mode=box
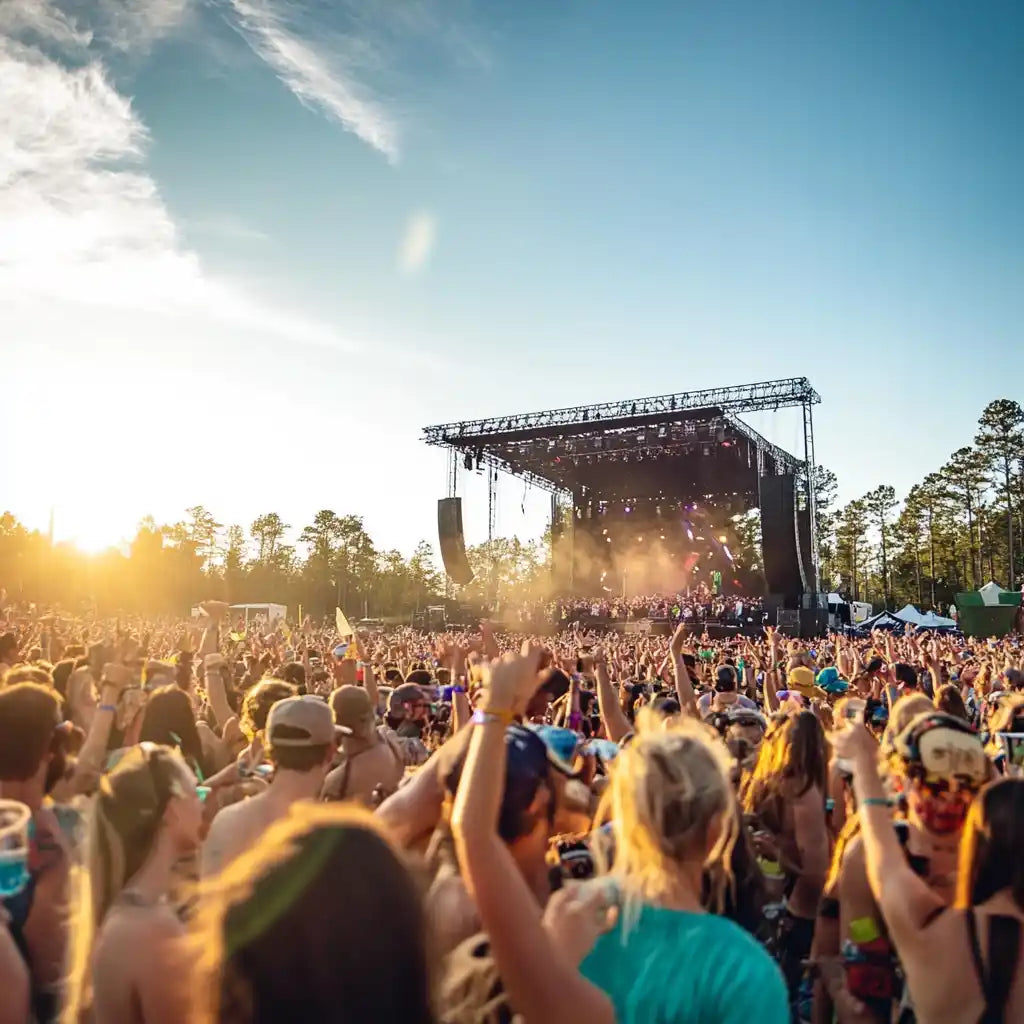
[759,474,805,599]
[437,498,474,585]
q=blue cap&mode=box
[526,724,579,774]
[816,666,847,693]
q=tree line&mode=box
[815,398,1024,610]
[0,506,550,619]
[1,398,1020,618]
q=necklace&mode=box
[115,888,167,909]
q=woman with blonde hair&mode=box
[452,646,787,1024]
[63,743,204,1024]
[190,803,435,1024]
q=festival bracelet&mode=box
[472,708,514,727]
[859,797,889,808]
[97,703,117,714]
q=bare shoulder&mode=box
[95,906,183,967]
[202,795,264,876]
[838,833,868,887]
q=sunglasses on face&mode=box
[916,774,981,797]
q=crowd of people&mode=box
[509,584,765,629]
[0,596,1023,1023]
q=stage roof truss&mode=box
[424,379,811,497]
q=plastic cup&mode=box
[0,800,32,898]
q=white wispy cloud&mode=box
[229,0,400,162]
[0,6,350,350]
[398,211,438,274]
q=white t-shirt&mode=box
[697,691,758,717]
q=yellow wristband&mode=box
[473,708,515,727]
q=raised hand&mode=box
[483,643,543,716]
[542,881,620,967]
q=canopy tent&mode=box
[978,581,1008,606]
[895,604,925,625]
[855,610,907,632]
[894,604,957,629]
[917,609,957,628]
[854,606,957,633]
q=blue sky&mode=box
[2,0,1021,559]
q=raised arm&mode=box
[203,653,234,732]
[451,648,616,1024]
[832,719,943,941]
[668,624,698,718]
[594,647,632,743]
[71,664,132,789]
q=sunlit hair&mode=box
[824,810,864,893]
[598,709,738,923]
[63,744,195,1024]
[0,682,63,780]
[740,710,828,820]
[190,803,435,1024]
[240,679,297,740]
[956,777,1024,910]
[878,693,933,770]
[882,693,933,745]
[987,694,1024,736]
[934,683,969,721]
[2,664,53,688]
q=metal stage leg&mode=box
[802,398,819,593]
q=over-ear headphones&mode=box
[891,711,980,770]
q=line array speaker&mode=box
[437,498,474,586]
[760,474,803,598]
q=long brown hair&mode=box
[191,803,435,1024]
[956,777,1024,910]
[740,711,828,820]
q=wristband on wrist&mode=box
[859,797,889,808]
[98,703,117,714]
[472,708,514,727]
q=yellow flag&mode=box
[335,607,353,637]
